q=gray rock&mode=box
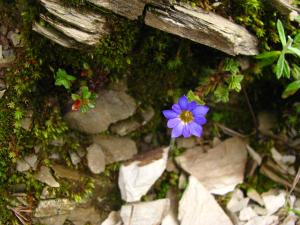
[34,199,76,217]
[176,137,197,149]
[65,90,136,134]
[16,159,30,172]
[51,164,82,181]
[101,211,122,225]
[93,135,137,163]
[7,31,22,47]
[86,144,106,174]
[0,90,5,99]
[35,166,60,188]
[50,138,65,147]
[141,107,155,125]
[2,49,14,58]
[118,147,169,202]
[67,206,101,225]
[21,110,33,131]
[24,154,38,170]
[120,199,170,225]
[38,214,68,225]
[70,152,81,165]
[110,119,140,136]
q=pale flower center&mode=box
[179,110,194,123]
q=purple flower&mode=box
[162,96,209,138]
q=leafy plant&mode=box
[256,19,300,98]
[54,69,76,90]
[71,86,97,113]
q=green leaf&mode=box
[186,90,205,104]
[282,59,290,78]
[71,93,80,101]
[294,33,300,44]
[227,74,244,92]
[282,80,300,98]
[214,85,229,103]
[81,86,91,99]
[277,19,286,46]
[223,58,239,74]
[292,64,300,80]
[288,46,300,57]
[256,51,281,59]
[275,53,285,79]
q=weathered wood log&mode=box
[40,14,103,45]
[32,22,77,48]
[40,0,110,34]
[87,0,147,20]
[34,0,259,56]
[270,0,300,15]
[145,4,258,56]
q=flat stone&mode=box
[35,166,60,188]
[38,214,68,225]
[65,90,136,134]
[51,164,82,181]
[178,176,233,225]
[227,189,249,213]
[24,154,38,170]
[93,135,137,164]
[110,119,141,136]
[120,199,170,225]
[141,106,155,125]
[118,147,169,202]
[239,207,258,221]
[176,137,248,195]
[67,206,101,225]
[34,199,76,217]
[86,143,106,174]
[261,190,286,215]
[16,159,30,172]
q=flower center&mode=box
[179,110,194,123]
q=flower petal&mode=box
[172,103,182,114]
[171,122,184,138]
[192,105,209,117]
[167,118,181,128]
[194,116,207,125]
[182,124,191,138]
[188,101,197,111]
[189,122,203,137]
[163,110,179,119]
[178,96,189,110]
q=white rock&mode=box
[178,173,187,190]
[247,188,264,206]
[118,147,169,202]
[176,137,248,195]
[178,176,233,225]
[252,205,268,216]
[86,144,105,174]
[120,199,170,225]
[262,190,286,215]
[227,189,249,213]
[35,166,60,188]
[271,148,295,175]
[239,207,258,221]
[101,211,122,225]
[16,159,30,172]
[34,199,75,217]
[161,190,179,225]
[244,216,278,225]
